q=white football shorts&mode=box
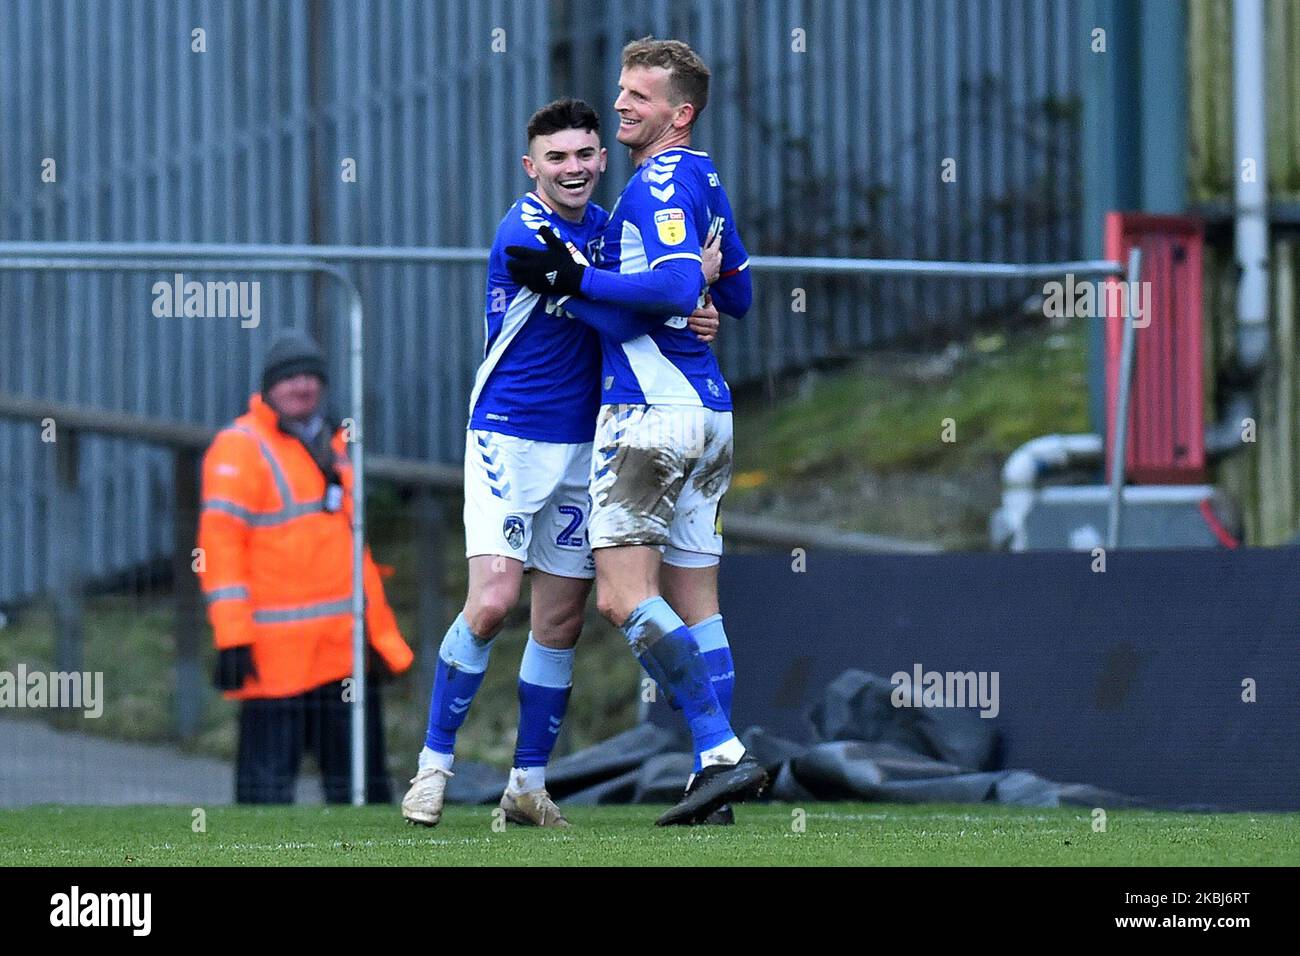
[463,428,595,579]
[587,404,733,567]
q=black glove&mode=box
[213,646,257,691]
[505,225,586,296]
[366,646,395,684]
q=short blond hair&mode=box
[621,37,710,124]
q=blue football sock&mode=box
[691,614,735,772]
[423,613,495,755]
[622,597,733,756]
[513,634,574,772]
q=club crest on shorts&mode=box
[654,208,686,246]
[502,515,525,550]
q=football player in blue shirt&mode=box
[506,39,759,826]
[402,98,721,829]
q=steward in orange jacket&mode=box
[197,331,412,803]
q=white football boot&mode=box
[498,787,571,828]
[401,767,454,826]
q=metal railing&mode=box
[0,247,378,807]
[1107,247,1145,548]
[1,240,1123,279]
[0,241,1126,805]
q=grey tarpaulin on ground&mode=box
[445,669,1194,810]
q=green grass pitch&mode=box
[3,804,1298,866]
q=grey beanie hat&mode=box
[261,331,328,394]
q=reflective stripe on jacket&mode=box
[197,393,413,699]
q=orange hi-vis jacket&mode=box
[197,393,413,700]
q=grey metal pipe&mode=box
[0,392,216,447]
[1205,0,1271,460]
[1106,247,1144,549]
[993,433,1105,550]
[0,390,464,489]
[0,387,930,555]
[745,256,1125,279]
[0,256,325,272]
[1233,0,1270,372]
[0,240,1122,280]
[0,241,489,266]
[345,277,367,805]
[722,512,939,554]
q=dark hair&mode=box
[527,98,601,142]
[621,37,710,124]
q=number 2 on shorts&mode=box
[555,505,585,548]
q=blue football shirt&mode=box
[468,192,609,443]
[590,147,751,410]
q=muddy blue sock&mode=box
[622,596,733,756]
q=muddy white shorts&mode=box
[463,429,595,579]
[587,404,733,567]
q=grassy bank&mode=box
[728,325,1090,548]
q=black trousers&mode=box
[236,679,392,804]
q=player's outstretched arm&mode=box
[563,295,719,344]
[560,296,665,343]
[577,256,703,316]
[563,244,722,342]
[506,224,703,317]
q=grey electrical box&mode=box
[1019,485,1234,550]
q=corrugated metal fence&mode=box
[1190,0,1300,544]
[1189,0,1300,201]
[0,0,1084,603]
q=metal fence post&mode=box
[1107,246,1144,549]
[51,426,84,725]
[173,446,203,741]
[345,278,368,807]
[414,488,446,708]
[51,428,83,671]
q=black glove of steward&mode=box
[505,225,586,296]
[366,646,396,684]
[213,645,257,691]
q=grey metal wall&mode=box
[0,0,1082,604]
[559,0,1083,380]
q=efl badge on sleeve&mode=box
[654,208,687,246]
